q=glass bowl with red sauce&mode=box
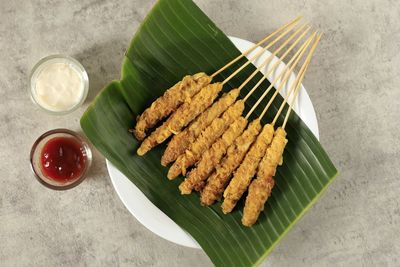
[30,129,92,190]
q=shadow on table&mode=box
[74,38,129,181]
[74,38,129,103]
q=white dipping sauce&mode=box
[33,61,84,112]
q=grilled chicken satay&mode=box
[179,116,247,194]
[161,89,240,166]
[167,100,245,179]
[219,32,320,214]
[137,82,222,156]
[198,31,316,206]
[133,73,211,140]
[134,18,305,145]
[136,20,308,154]
[240,34,322,225]
[242,128,287,226]
[200,120,262,206]
[221,124,275,214]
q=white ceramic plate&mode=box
[106,36,320,249]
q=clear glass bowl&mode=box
[30,129,92,190]
[29,55,89,115]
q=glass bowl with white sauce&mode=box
[29,55,89,115]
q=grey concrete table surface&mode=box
[1,0,399,266]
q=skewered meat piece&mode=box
[242,127,287,226]
[133,73,211,140]
[161,89,240,166]
[221,124,274,214]
[167,100,245,179]
[137,82,222,156]
[179,116,247,194]
[200,119,262,206]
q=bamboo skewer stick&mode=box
[221,22,303,85]
[237,25,311,92]
[245,33,316,120]
[244,32,315,120]
[271,65,307,126]
[210,16,302,78]
[223,23,309,98]
[242,30,313,103]
[241,34,321,226]
[272,34,321,126]
[282,34,322,129]
[221,34,320,214]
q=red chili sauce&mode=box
[40,137,86,183]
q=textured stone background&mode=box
[1,0,399,266]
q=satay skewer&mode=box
[221,34,320,214]
[133,73,212,141]
[235,25,310,91]
[133,17,301,140]
[161,24,310,166]
[199,34,316,206]
[242,35,321,226]
[221,22,304,86]
[210,16,301,78]
[138,22,308,156]
[167,27,313,180]
[177,32,314,194]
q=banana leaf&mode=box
[80,0,338,266]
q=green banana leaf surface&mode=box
[80,0,338,266]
